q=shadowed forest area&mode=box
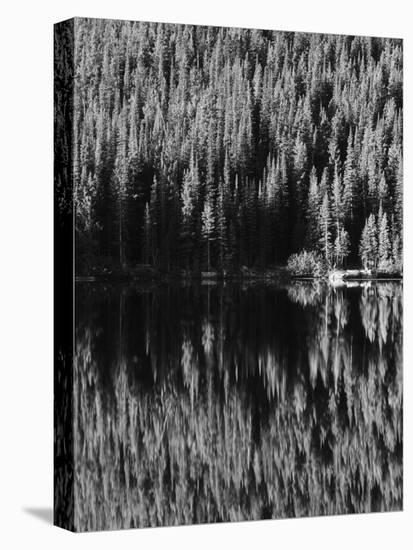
[74,282,402,530]
[73,19,403,276]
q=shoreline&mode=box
[75,268,403,284]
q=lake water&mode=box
[74,281,403,531]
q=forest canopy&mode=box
[73,19,403,275]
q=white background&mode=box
[0,0,411,547]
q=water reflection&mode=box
[74,282,402,531]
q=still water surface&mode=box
[74,281,402,531]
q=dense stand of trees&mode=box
[74,19,403,274]
[74,283,402,530]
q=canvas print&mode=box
[54,17,403,532]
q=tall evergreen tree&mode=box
[359,214,378,269]
[319,192,332,266]
[306,166,320,251]
[202,198,215,271]
[378,212,391,270]
[334,226,350,268]
[342,130,357,223]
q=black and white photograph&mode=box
[3,2,411,548]
[53,17,403,532]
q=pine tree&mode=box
[292,133,308,250]
[113,111,129,267]
[202,198,215,271]
[359,214,378,269]
[378,172,388,211]
[332,162,343,261]
[206,120,216,197]
[342,131,357,223]
[394,155,403,249]
[334,226,350,268]
[148,176,160,266]
[306,166,320,251]
[378,212,391,270]
[319,192,332,266]
[216,183,228,270]
[180,168,195,270]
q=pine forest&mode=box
[72,19,403,277]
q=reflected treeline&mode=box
[74,282,402,531]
